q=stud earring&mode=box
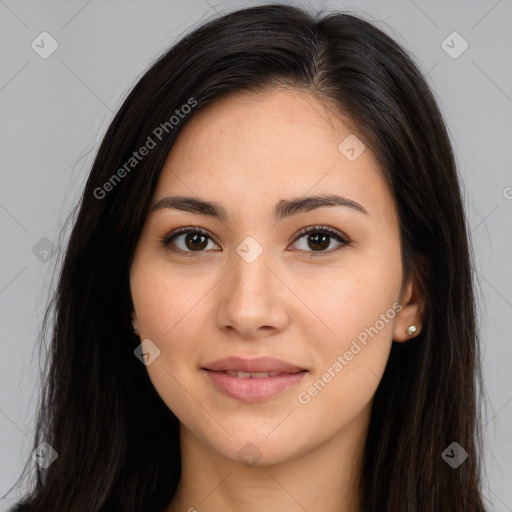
[406,325,417,336]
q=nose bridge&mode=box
[215,237,289,336]
[232,248,272,299]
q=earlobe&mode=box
[405,325,417,336]
[393,260,428,343]
[130,311,140,336]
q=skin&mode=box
[129,87,426,512]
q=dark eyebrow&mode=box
[149,196,229,222]
[149,194,369,221]
[274,194,369,220]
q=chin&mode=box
[201,431,306,468]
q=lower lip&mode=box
[203,369,307,402]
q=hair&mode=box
[8,3,487,511]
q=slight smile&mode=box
[202,356,309,402]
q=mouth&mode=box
[202,355,307,374]
[213,370,306,378]
[201,356,308,402]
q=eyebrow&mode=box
[149,194,369,221]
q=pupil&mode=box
[309,233,329,251]
[186,233,207,251]
[182,232,331,252]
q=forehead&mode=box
[153,88,395,222]
[171,87,355,165]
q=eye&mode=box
[289,225,351,256]
[159,224,351,257]
[159,226,220,255]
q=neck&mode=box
[166,401,371,512]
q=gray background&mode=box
[1,0,511,510]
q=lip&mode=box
[201,356,308,402]
[203,369,307,402]
[202,356,306,373]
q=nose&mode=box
[215,249,290,339]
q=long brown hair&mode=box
[8,3,487,511]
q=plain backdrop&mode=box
[1,0,511,510]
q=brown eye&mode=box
[290,225,350,255]
[183,232,208,251]
[305,232,331,251]
[160,227,220,254]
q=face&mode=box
[129,87,419,466]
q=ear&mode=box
[131,310,140,336]
[393,256,428,342]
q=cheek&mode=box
[294,309,395,436]
[131,254,210,340]
[130,259,214,408]
[293,253,402,346]
[290,259,400,415]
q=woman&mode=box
[7,3,487,511]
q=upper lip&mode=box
[202,356,307,373]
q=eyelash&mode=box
[159,225,351,258]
